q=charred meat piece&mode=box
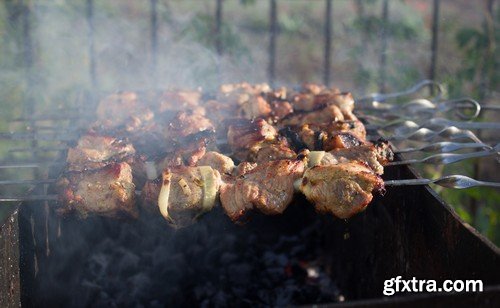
[66,134,136,171]
[323,132,368,151]
[196,151,235,175]
[283,120,367,151]
[57,162,137,219]
[227,118,278,160]
[299,161,384,219]
[373,139,394,166]
[156,166,221,227]
[296,124,367,151]
[321,120,367,140]
[220,159,305,221]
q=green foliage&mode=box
[352,15,420,41]
[449,7,499,98]
[179,13,249,58]
[239,0,256,6]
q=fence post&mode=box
[323,0,333,86]
[86,0,96,90]
[215,0,223,56]
[268,0,277,87]
[150,0,158,87]
[378,0,389,93]
[429,0,440,83]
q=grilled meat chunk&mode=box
[232,161,258,177]
[157,166,221,227]
[248,140,297,163]
[373,139,394,166]
[158,90,202,114]
[296,124,367,151]
[66,134,136,171]
[218,83,272,99]
[220,159,305,221]
[269,101,294,120]
[323,132,367,150]
[95,91,154,130]
[239,95,272,119]
[218,83,272,119]
[279,105,345,127]
[299,161,384,219]
[290,87,354,115]
[131,133,211,187]
[328,143,392,175]
[57,162,137,219]
[152,137,210,172]
[165,111,214,142]
[227,118,278,161]
[196,151,235,175]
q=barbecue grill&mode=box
[1,1,499,306]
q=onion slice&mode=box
[158,170,172,221]
[198,166,217,213]
[308,151,326,167]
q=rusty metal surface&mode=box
[321,155,500,304]
[0,207,21,307]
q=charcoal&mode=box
[29,205,340,306]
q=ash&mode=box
[31,202,341,307]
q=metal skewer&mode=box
[9,146,70,153]
[385,175,500,189]
[0,190,142,202]
[368,118,500,134]
[358,80,443,104]
[0,132,78,142]
[0,179,57,185]
[387,144,500,166]
[3,174,499,203]
[387,126,484,144]
[0,162,66,169]
[0,195,60,202]
[395,141,492,154]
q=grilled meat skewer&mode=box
[55,83,394,225]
